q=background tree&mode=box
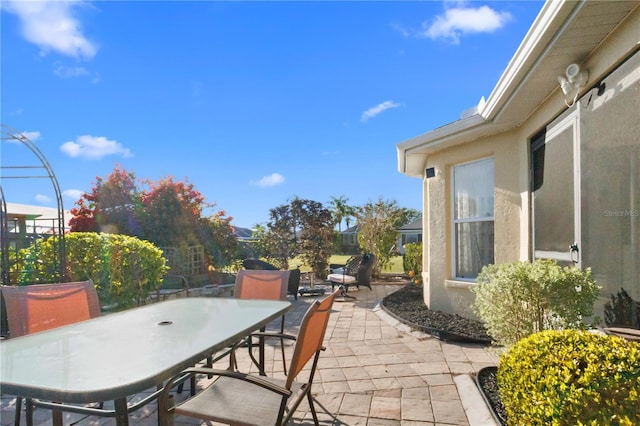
[328,195,350,232]
[139,176,206,247]
[259,197,335,274]
[69,164,141,235]
[397,207,421,226]
[199,210,237,269]
[139,176,238,273]
[250,223,272,259]
[70,166,239,273]
[68,196,97,232]
[263,203,298,269]
[343,204,356,230]
[294,199,335,279]
[355,197,403,276]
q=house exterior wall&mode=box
[422,129,525,317]
[421,4,640,317]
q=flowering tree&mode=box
[69,164,141,235]
[200,210,238,269]
[69,166,238,271]
[139,176,206,247]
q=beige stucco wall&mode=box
[420,4,640,317]
[421,130,527,317]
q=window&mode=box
[452,158,494,279]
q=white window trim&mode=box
[450,157,495,281]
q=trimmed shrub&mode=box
[402,242,422,285]
[498,330,640,425]
[13,232,168,309]
[472,259,600,346]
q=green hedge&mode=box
[498,329,640,425]
[12,232,168,309]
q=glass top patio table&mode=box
[0,297,290,425]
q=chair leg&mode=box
[280,315,287,375]
[25,399,33,426]
[206,355,213,379]
[335,285,355,302]
[14,397,22,426]
[307,391,320,426]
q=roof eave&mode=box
[396,0,581,177]
[396,114,510,177]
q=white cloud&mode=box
[21,130,41,141]
[420,4,512,44]
[60,135,133,160]
[251,173,285,187]
[53,64,89,79]
[2,0,98,59]
[361,101,401,122]
[63,189,84,201]
[35,194,51,204]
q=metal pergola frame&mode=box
[0,124,66,285]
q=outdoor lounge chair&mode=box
[327,254,376,293]
[0,281,102,426]
[158,289,339,426]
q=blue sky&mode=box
[1,0,543,228]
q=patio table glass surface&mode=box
[0,298,290,420]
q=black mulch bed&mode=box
[380,283,493,344]
[476,366,507,425]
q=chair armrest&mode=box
[247,331,297,342]
[170,367,292,397]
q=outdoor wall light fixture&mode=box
[425,167,436,179]
[558,63,588,107]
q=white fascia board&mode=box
[480,0,570,119]
[396,114,487,176]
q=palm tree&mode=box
[328,195,350,232]
[344,204,356,230]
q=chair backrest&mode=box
[357,254,376,286]
[234,270,290,301]
[161,275,189,290]
[286,289,338,388]
[344,255,363,276]
[287,268,301,296]
[0,280,101,338]
[242,258,279,271]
